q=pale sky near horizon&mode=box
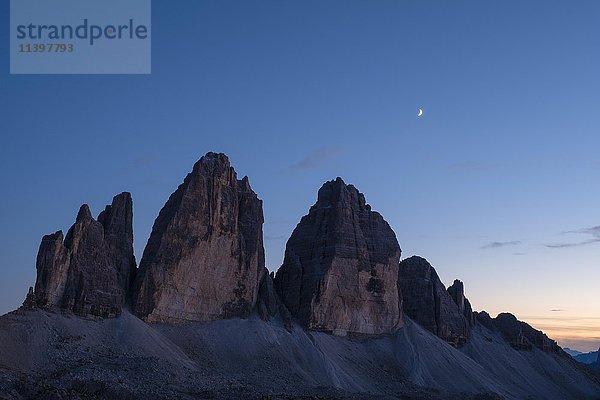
[0,1,599,352]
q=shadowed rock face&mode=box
[133,152,265,323]
[493,313,562,353]
[33,193,136,318]
[274,178,402,336]
[475,311,496,332]
[398,256,470,347]
[98,194,136,295]
[22,287,37,309]
[447,279,474,327]
[256,269,278,321]
[493,313,531,350]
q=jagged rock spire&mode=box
[448,279,474,327]
[33,192,136,318]
[398,256,471,347]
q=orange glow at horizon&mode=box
[518,315,600,353]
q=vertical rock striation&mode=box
[274,178,403,336]
[133,152,265,323]
[447,279,474,327]
[397,256,470,347]
[33,193,136,318]
[256,269,277,321]
[98,194,136,295]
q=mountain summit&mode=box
[275,177,403,336]
[132,152,266,323]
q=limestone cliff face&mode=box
[33,193,136,318]
[274,178,403,336]
[133,152,265,323]
[98,194,136,295]
[397,256,470,347]
[447,279,474,327]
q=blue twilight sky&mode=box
[1,1,599,351]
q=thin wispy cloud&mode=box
[288,146,343,171]
[544,239,600,249]
[481,241,521,249]
[528,325,600,334]
[544,225,600,249]
[521,316,600,322]
[132,155,161,167]
[122,154,161,174]
[580,226,600,237]
[550,309,565,312]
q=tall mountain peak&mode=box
[132,152,265,323]
[275,178,402,336]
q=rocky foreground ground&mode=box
[0,309,598,400]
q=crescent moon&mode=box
[417,108,423,117]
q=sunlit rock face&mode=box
[133,152,265,323]
[398,256,470,347]
[33,193,136,318]
[275,178,403,336]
